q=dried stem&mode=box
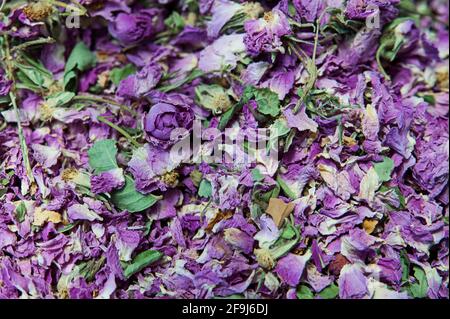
[73,95,138,116]
[11,37,56,53]
[97,116,141,148]
[1,36,35,184]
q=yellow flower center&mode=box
[160,171,179,187]
[39,102,55,122]
[436,67,449,90]
[243,2,264,19]
[212,93,232,113]
[62,168,79,182]
[23,1,53,21]
[263,12,274,23]
[254,248,275,269]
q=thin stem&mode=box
[73,95,138,116]
[288,19,316,30]
[287,42,306,67]
[11,37,56,52]
[285,36,314,45]
[97,116,141,148]
[312,21,320,65]
[376,45,390,80]
[312,9,327,65]
[228,72,243,84]
[288,11,325,115]
[10,92,34,184]
[1,35,35,184]
[200,198,212,223]
[48,0,87,15]
[0,121,7,132]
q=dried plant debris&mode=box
[0,0,448,299]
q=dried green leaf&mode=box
[123,250,163,278]
[319,284,339,299]
[110,176,161,213]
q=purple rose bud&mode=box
[108,9,163,45]
[144,94,195,148]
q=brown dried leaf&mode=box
[328,254,350,276]
[363,218,378,234]
[265,198,295,228]
[206,210,233,233]
[33,207,62,227]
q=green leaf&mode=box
[21,54,53,77]
[65,42,97,74]
[400,250,410,285]
[218,102,242,131]
[15,201,27,223]
[258,183,280,203]
[88,139,119,174]
[158,69,204,93]
[267,118,290,153]
[251,168,265,182]
[14,56,53,89]
[198,179,213,198]
[164,11,185,33]
[15,62,45,87]
[270,118,290,139]
[376,17,418,78]
[0,95,10,105]
[394,186,406,209]
[190,170,203,187]
[408,266,428,298]
[110,176,161,213]
[110,64,136,86]
[123,250,163,278]
[254,88,280,117]
[319,284,339,299]
[280,222,296,240]
[63,70,77,90]
[79,256,106,282]
[64,42,97,89]
[422,94,436,106]
[374,156,395,182]
[218,86,255,131]
[270,221,302,260]
[284,129,296,153]
[58,222,80,233]
[1,178,9,186]
[297,285,314,299]
[143,220,153,236]
[221,12,247,34]
[276,175,298,201]
[88,140,160,212]
[46,92,75,108]
[398,0,416,14]
[322,8,362,35]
